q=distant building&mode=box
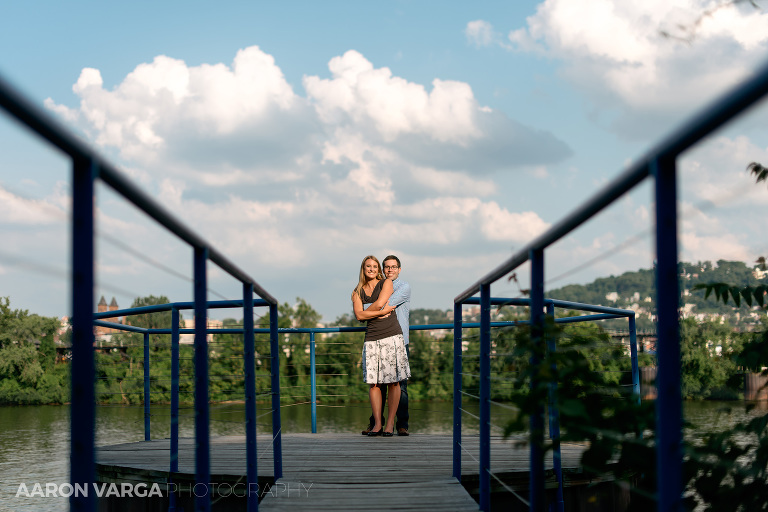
[180,318,223,344]
[95,296,123,342]
[680,303,696,318]
[462,306,480,320]
[58,316,70,344]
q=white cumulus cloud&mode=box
[46,46,312,169]
[38,45,573,319]
[506,0,768,137]
[304,50,482,144]
[0,185,67,225]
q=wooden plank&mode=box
[95,433,597,510]
[96,434,587,479]
[259,479,480,511]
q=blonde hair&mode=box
[352,255,384,301]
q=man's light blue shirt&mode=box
[389,277,411,345]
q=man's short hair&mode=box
[382,255,401,268]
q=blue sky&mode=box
[2,0,768,322]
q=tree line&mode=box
[0,294,762,405]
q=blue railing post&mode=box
[170,307,180,512]
[629,315,640,402]
[193,247,211,512]
[479,283,491,512]
[529,249,546,512]
[70,157,97,512]
[269,303,283,479]
[453,301,463,481]
[310,331,317,434]
[546,302,564,512]
[653,157,683,512]
[143,332,151,441]
[243,284,258,512]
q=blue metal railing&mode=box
[454,57,768,512]
[94,302,530,434]
[93,298,281,511]
[0,75,279,512]
[6,47,767,512]
[452,297,638,512]
[97,298,638,512]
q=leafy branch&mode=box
[692,278,768,308]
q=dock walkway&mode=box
[97,433,588,511]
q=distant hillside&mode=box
[410,308,452,325]
[548,260,767,330]
[411,260,768,332]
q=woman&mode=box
[352,255,411,437]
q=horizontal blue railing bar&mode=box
[93,313,633,336]
[554,313,632,324]
[91,320,523,335]
[93,298,633,334]
[463,297,538,306]
[455,58,768,304]
[462,297,635,317]
[543,299,635,316]
[0,76,277,305]
[96,300,633,327]
[93,321,148,334]
[93,299,271,319]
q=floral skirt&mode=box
[362,334,411,384]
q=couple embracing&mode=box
[352,254,411,437]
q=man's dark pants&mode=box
[369,344,409,430]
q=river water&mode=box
[0,400,765,511]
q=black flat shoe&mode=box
[367,429,383,437]
[382,430,394,437]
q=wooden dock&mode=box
[96,433,595,511]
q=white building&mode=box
[180,318,224,344]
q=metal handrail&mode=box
[453,52,768,512]
[454,294,637,512]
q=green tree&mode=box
[679,318,743,399]
[0,296,60,349]
[95,295,183,404]
[0,297,68,404]
[0,342,68,404]
[38,332,56,370]
[0,344,44,387]
[501,317,658,509]
[736,319,768,373]
[275,298,321,403]
[0,297,15,348]
[407,330,453,401]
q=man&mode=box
[362,254,411,436]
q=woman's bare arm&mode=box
[353,286,395,321]
[368,279,394,310]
